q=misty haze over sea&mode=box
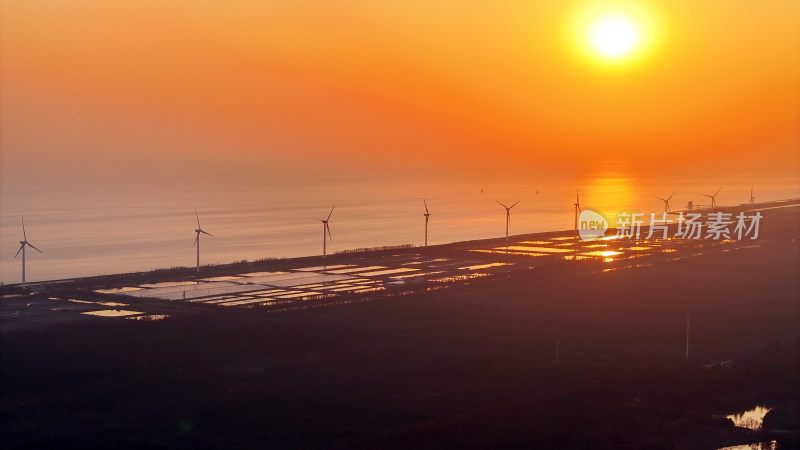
[2,174,798,284]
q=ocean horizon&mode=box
[2,174,798,284]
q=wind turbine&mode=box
[701,187,721,209]
[497,200,520,241]
[193,209,213,273]
[423,199,431,247]
[656,191,675,213]
[573,189,581,231]
[750,185,755,206]
[320,206,334,258]
[15,217,43,289]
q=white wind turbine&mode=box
[193,209,213,273]
[497,200,521,241]
[423,199,431,247]
[573,189,581,231]
[320,206,334,258]
[15,217,43,289]
[656,191,675,213]
[701,187,721,209]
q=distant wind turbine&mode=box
[423,199,431,247]
[573,190,581,231]
[15,217,43,289]
[750,185,755,206]
[193,209,213,273]
[497,200,521,241]
[701,187,721,209]
[320,206,334,258]
[656,191,675,213]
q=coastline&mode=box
[5,197,797,292]
[1,200,797,448]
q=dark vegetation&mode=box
[336,244,416,254]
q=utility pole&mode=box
[556,340,560,364]
[685,315,690,360]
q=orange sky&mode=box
[1,1,798,185]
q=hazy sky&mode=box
[2,1,798,187]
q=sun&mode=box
[566,2,662,69]
[587,13,642,59]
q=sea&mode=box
[2,174,798,284]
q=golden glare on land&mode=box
[587,13,642,59]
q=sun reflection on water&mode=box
[586,175,635,215]
[580,250,623,262]
[726,405,772,431]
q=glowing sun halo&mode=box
[586,13,642,59]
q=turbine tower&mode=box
[656,191,675,213]
[320,206,334,258]
[193,209,213,273]
[573,189,581,231]
[15,217,43,289]
[497,200,521,241]
[423,199,431,247]
[701,187,721,209]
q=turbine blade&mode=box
[714,187,721,196]
[326,223,333,241]
[424,199,429,215]
[14,245,23,258]
[496,200,508,208]
[201,230,213,237]
[193,235,198,247]
[22,217,27,241]
[656,197,666,202]
[668,192,675,201]
[510,200,521,209]
[327,206,335,221]
[195,208,202,228]
[27,242,43,253]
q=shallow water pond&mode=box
[726,405,771,430]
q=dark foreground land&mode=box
[1,205,799,449]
